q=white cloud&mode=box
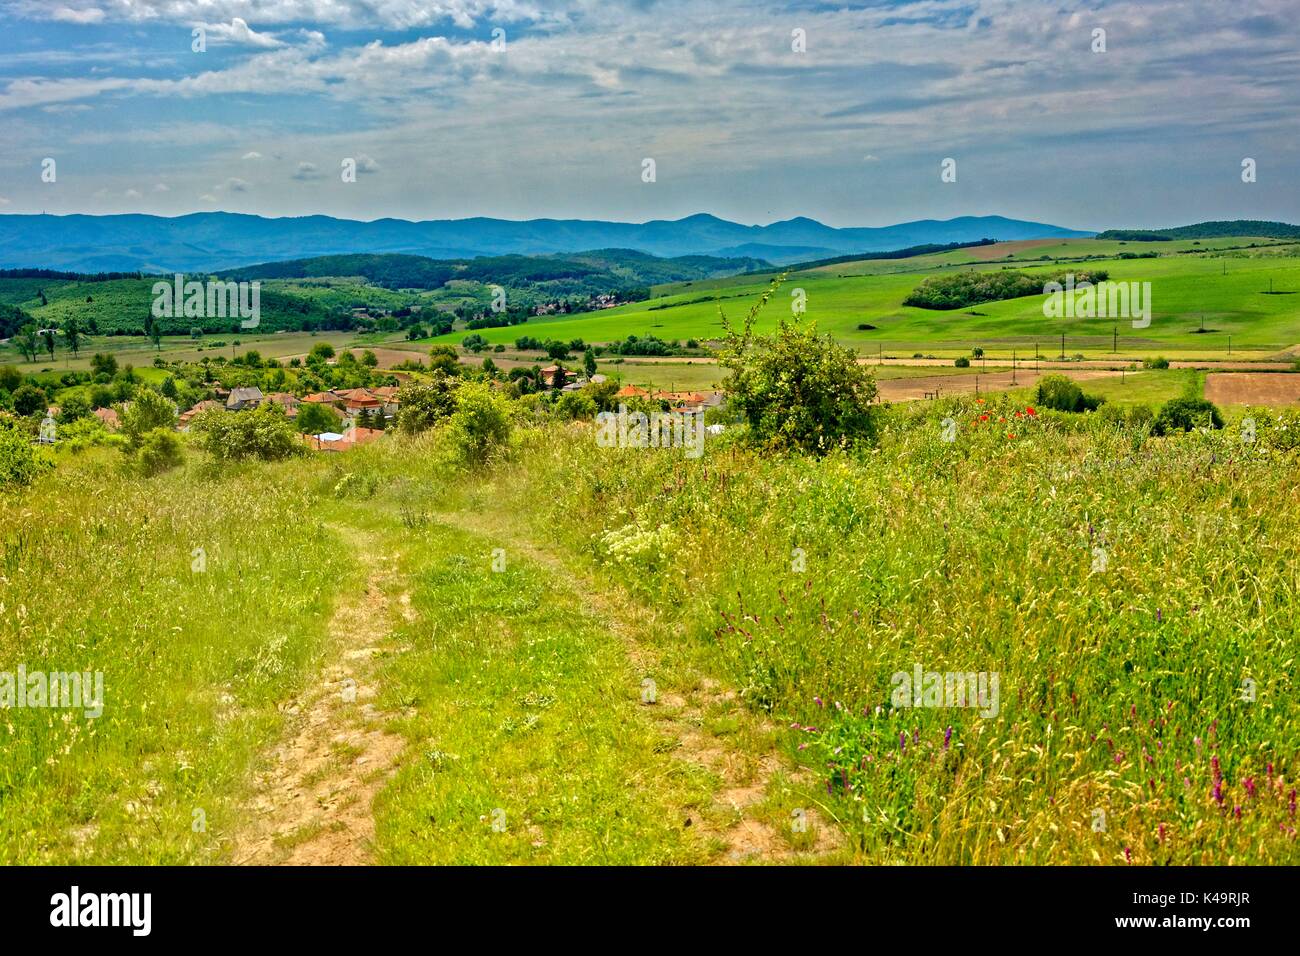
[292,162,322,180]
[199,193,218,203]
[202,18,284,49]
[0,196,10,206]
[49,5,105,24]
[153,183,169,192]
[124,188,142,199]
[242,151,263,160]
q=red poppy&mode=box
[1026,406,1037,416]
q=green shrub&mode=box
[0,425,51,488]
[954,356,970,368]
[1035,374,1105,413]
[1154,396,1223,434]
[190,404,302,461]
[719,287,879,454]
[295,400,342,436]
[396,374,458,435]
[447,381,512,465]
[120,388,177,448]
[137,427,184,476]
[555,390,598,420]
[12,384,47,417]
[1143,356,1171,369]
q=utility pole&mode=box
[1060,332,1065,361]
[1011,349,1017,385]
[1113,324,1117,353]
[1228,334,1232,355]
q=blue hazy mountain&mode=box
[0,211,1093,273]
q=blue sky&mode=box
[1,0,1297,230]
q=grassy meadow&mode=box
[3,392,1298,864]
[422,237,1300,361]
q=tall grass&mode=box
[481,396,1300,863]
[0,450,350,863]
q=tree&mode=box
[545,340,570,361]
[57,394,91,423]
[718,277,879,454]
[160,376,179,399]
[0,365,21,393]
[396,374,459,434]
[90,352,118,378]
[190,327,204,340]
[15,324,40,363]
[428,345,461,376]
[62,318,84,358]
[447,380,512,465]
[1154,397,1224,434]
[137,428,184,476]
[120,388,177,448]
[361,350,378,367]
[462,333,488,353]
[583,347,597,378]
[190,404,301,461]
[309,342,336,362]
[296,401,343,436]
[0,425,51,487]
[41,329,56,362]
[12,383,47,417]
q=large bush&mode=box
[396,374,458,435]
[0,425,51,488]
[190,404,302,461]
[120,388,177,448]
[1035,374,1105,413]
[1154,396,1224,434]
[295,401,342,436]
[447,381,512,465]
[137,427,185,476]
[720,297,879,455]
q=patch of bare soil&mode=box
[232,535,408,865]
[1205,372,1300,406]
[876,368,1123,403]
[434,510,842,864]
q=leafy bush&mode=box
[1143,356,1171,369]
[720,285,879,455]
[295,401,342,436]
[0,425,51,487]
[555,390,598,420]
[190,404,302,461]
[120,388,177,448]
[954,356,970,368]
[1035,374,1105,413]
[12,384,47,417]
[396,374,458,434]
[447,381,512,465]
[1154,396,1224,434]
[137,427,184,476]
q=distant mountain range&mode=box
[0,212,1093,273]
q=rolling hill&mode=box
[0,212,1093,273]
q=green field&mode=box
[5,393,1299,864]
[422,238,1300,361]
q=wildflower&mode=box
[1244,777,1256,799]
[944,726,953,750]
[1213,779,1224,805]
[1158,823,1166,842]
[899,732,906,753]
[1233,805,1242,819]
[1124,847,1132,863]
[1026,406,1037,416]
[813,696,824,708]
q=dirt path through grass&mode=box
[232,527,410,865]
[429,509,843,863]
